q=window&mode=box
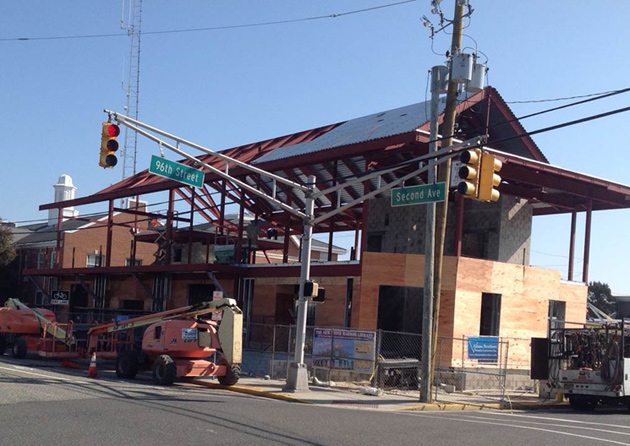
[86,254,103,267]
[37,252,45,269]
[344,278,354,327]
[125,258,142,266]
[480,293,501,336]
[549,300,566,330]
[50,251,57,268]
[366,234,383,253]
[173,247,183,263]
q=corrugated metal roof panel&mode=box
[254,99,446,165]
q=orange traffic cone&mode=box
[87,352,98,378]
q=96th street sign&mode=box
[390,182,446,207]
[149,155,204,188]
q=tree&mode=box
[587,281,615,317]
[0,223,16,267]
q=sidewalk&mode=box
[191,377,567,412]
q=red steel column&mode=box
[283,185,293,263]
[360,179,370,261]
[568,210,577,281]
[582,199,592,283]
[188,187,195,264]
[235,190,245,264]
[219,179,226,235]
[105,199,114,267]
[166,189,175,264]
[56,206,63,267]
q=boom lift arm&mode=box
[87,298,243,364]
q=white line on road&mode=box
[0,365,89,384]
[477,411,630,430]
[435,413,630,438]
[402,412,630,446]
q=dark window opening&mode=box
[121,299,144,311]
[549,300,566,330]
[187,284,215,306]
[155,326,162,340]
[344,278,354,327]
[173,247,183,263]
[367,234,383,253]
[377,285,423,334]
[480,293,501,336]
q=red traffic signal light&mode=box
[99,122,120,168]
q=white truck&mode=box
[552,320,630,411]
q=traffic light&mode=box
[293,280,319,299]
[456,148,482,199]
[312,287,326,303]
[478,153,502,202]
[99,122,120,168]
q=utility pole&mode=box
[430,0,466,394]
[420,65,446,403]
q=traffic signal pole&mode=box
[285,176,316,391]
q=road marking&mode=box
[439,413,630,438]
[479,411,630,430]
[0,365,89,384]
[403,412,630,446]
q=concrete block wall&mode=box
[366,192,532,265]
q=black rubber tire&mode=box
[12,337,27,359]
[116,350,140,379]
[0,334,6,356]
[218,363,241,386]
[152,355,176,386]
[569,395,597,412]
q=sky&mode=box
[2,1,629,293]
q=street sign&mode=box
[149,155,204,188]
[390,182,446,207]
[51,290,69,306]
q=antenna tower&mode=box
[120,0,143,180]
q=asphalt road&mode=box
[1,355,630,446]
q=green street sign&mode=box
[390,182,446,207]
[149,155,204,188]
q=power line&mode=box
[506,89,623,104]
[0,1,417,42]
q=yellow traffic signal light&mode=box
[478,153,502,202]
[99,122,120,168]
[456,149,482,199]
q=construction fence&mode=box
[241,323,536,400]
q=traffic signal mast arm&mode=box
[311,135,488,225]
[104,110,310,220]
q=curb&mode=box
[191,380,310,404]
[398,402,502,412]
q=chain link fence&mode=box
[241,324,535,402]
[434,336,510,403]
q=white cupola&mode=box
[47,174,79,226]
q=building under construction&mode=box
[15,87,630,366]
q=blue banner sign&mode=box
[468,337,499,361]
